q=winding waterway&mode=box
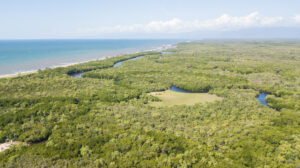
[70,50,171,78]
[70,55,146,78]
[69,49,270,107]
[70,72,270,107]
[113,55,145,67]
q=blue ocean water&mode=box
[0,39,179,76]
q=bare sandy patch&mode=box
[0,141,26,152]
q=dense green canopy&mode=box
[0,41,299,167]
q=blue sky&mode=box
[1,0,300,39]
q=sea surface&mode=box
[0,39,180,76]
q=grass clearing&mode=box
[148,90,223,107]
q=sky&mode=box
[1,0,300,39]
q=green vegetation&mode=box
[0,41,299,167]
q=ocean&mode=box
[0,39,180,77]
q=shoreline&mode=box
[0,43,177,79]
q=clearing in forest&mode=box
[0,141,21,152]
[149,90,222,107]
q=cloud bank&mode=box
[78,12,299,34]
[293,14,300,23]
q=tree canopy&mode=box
[0,41,299,167]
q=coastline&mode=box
[0,43,177,79]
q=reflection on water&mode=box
[257,93,269,106]
[70,73,83,78]
[170,85,193,93]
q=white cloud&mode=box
[292,14,300,23]
[193,12,283,31]
[77,12,284,34]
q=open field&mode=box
[149,90,222,107]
